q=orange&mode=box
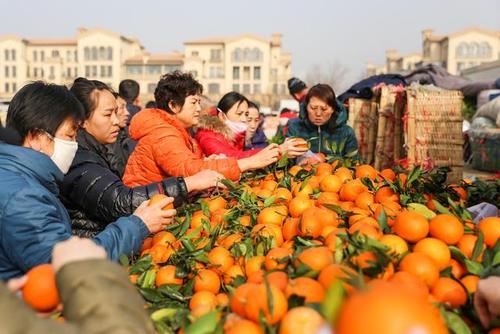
[226,319,263,334]
[429,214,464,245]
[261,180,278,192]
[336,281,448,334]
[155,265,183,286]
[374,187,399,204]
[318,264,356,292]
[477,217,500,248]
[245,256,265,278]
[450,184,467,201]
[316,162,333,176]
[348,221,382,240]
[399,252,439,287]
[295,246,334,272]
[22,264,60,312]
[348,207,370,226]
[256,188,274,199]
[316,191,340,206]
[189,290,217,311]
[152,230,177,247]
[389,271,429,300]
[264,247,291,270]
[354,191,375,211]
[457,234,480,259]
[320,174,343,193]
[289,196,314,218]
[149,193,174,210]
[355,164,378,180]
[223,264,245,285]
[251,224,284,247]
[274,187,293,203]
[238,215,251,227]
[230,283,257,317]
[334,167,354,183]
[413,238,451,271]
[205,196,227,214]
[194,269,221,294]
[431,277,467,308]
[141,237,153,252]
[380,234,408,257]
[245,284,288,325]
[352,251,378,270]
[191,211,210,230]
[392,211,429,243]
[379,168,396,181]
[216,292,229,307]
[286,277,326,303]
[219,233,243,249]
[289,165,303,176]
[293,182,315,198]
[257,206,286,226]
[145,244,174,264]
[282,217,300,241]
[299,206,324,238]
[449,259,466,279]
[279,307,324,334]
[374,200,401,227]
[339,179,366,202]
[267,271,289,291]
[460,275,480,294]
[207,246,234,273]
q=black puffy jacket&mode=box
[106,127,131,177]
[60,130,188,238]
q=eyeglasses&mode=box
[308,106,331,113]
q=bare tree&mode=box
[305,61,349,92]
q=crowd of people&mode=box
[0,71,497,331]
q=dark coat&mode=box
[61,130,188,238]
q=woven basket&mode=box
[348,97,378,164]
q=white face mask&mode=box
[43,131,78,174]
[225,119,248,135]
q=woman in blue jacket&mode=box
[0,82,174,280]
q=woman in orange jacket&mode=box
[123,71,280,186]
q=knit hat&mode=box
[287,77,307,95]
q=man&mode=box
[287,77,309,103]
[118,79,141,122]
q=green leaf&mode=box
[139,287,164,303]
[471,231,484,262]
[264,196,276,207]
[376,208,390,233]
[277,153,289,168]
[432,200,453,215]
[119,254,130,267]
[151,308,178,322]
[464,259,483,276]
[201,201,210,217]
[321,280,345,324]
[184,310,218,334]
[440,308,472,334]
[493,250,500,267]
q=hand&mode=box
[474,276,500,328]
[133,197,177,234]
[184,170,226,192]
[52,237,107,273]
[245,144,280,170]
[7,275,27,293]
[279,138,309,158]
[204,154,227,160]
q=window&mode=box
[74,67,78,77]
[243,84,251,94]
[85,66,90,77]
[272,84,278,94]
[27,66,30,77]
[91,66,97,77]
[164,65,180,73]
[108,66,112,77]
[100,65,106,77]
[254,66,261,80]
[107,47,113,60]
[190,70,198,78]
[40,68,44,77]
[40,51,45,61]
[233,66,240,79]
[33,51,38,62]
[191,51,199,57]
[12,83,16,92]
[478,42,492,57]
[84,47,90,60]
[210,49,222,62]
[457,62,465,72]
[253,84,261,94]
[126,65,143,75]
[91,47,98,60]
[11,49,16,61]
[67,50,71,61]
[208,83,220,94]
[34,68,38,78]
[271,69,278,78]
[232,48,242,62]
[4,49,9,61]
[49,66,55,80]
[12,66,16,78]
[74,51,78,62]
[52,50,59,58]
[232,84,239,92]
[4,66,9,78]
[147,65,162,75]
[469,42,479,57]
[148,83,156,94]
[5,83,9,93]
[209,66,224,78]
[67,67,72,77]
[243,66,250,80]
[280,84,287,94]
[99,47,106,60]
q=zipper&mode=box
[317,126,321,153]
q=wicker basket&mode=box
[348,97,378,164]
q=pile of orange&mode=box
[133,162,499,334]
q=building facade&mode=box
[0,29,292,109]
[366,27,500,77]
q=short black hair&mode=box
[305,84,338,112]
[217,91,248,114]
[6,81,85,140]
[118,79,140,103]
[155,71,203,114]
[145,100,157,109]
[70,77,113,119]
[288,77,307,95]
[248,101,259,111]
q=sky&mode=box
[0,0,498,91]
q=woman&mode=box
[123,72,280,187]
[106,93,130,177]
[195,92,307,159]
[245,101,268,150]
[286,84,359,158]
[0,82,172,280]
[61,78,223,238]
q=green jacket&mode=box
[0,259,155,334]
[286,101,359,159]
